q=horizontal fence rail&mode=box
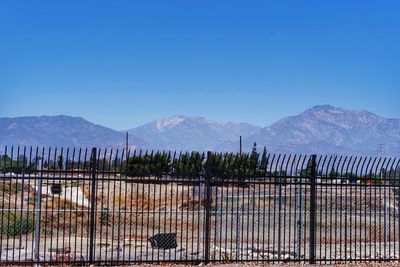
[0,146,400,264]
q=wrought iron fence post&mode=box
[235,201,241,261]
[89,147,97,264]
[309,155,317,264]
[204,151,212,264]
[295,174,302,259]
[278,182,283,261]
[34,159,43,266]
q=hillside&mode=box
[1,106,399,156]
[127,115,260,151]
[0,115,147,150]
[219,105,400,155]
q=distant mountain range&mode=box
[1,105,399,156]
[218,105,400,155]
[127,115,260,152]
[0,115,148,151]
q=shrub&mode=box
[0,211,34,237]
[0,183,19,195]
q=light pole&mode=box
[239,136,242,155]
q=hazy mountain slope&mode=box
[1,105,399,156]
[127,115,261,151]
[223,105,400,155]
[0,115,147,150]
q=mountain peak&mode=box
[306,105,342,113]
[302,105,383,122]
[248,105,400,155]
[300,105,352,121]
[0,115,148,149]
[155,115,187,130]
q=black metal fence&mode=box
[1,146,400,264]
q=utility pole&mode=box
[126,132,129,156]
[239,136,242,155]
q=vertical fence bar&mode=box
[309,155,317,264]
[277,182,282,260]
[89,147,97,264]
[235,200,241,261]
[204,151,212,264]
[34,158,43,266]
[295,175,302,259]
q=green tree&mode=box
[0,211,34,237]
[43,160,49,169]
[0,155,34,173]
[300,157,315,178]
[126,151,171,178]
[57,155,64,171]
[17,154,28,167]
[0,155,13,171]
[249,142,259,176]
[259,146,268,177]
[328,167,339,180]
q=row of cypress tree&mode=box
[124,143,272,180]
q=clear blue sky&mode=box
[1,0,399,130]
